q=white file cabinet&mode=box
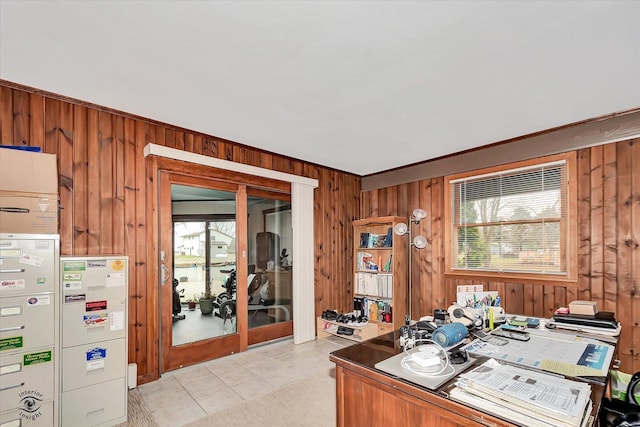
[59,256,128,427]
[0,234,59,427]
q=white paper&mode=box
[456,359,592,425]
[462,329,615,377]
[106,272,125,287]
[110,311,124,331]
[87,359,105,371]
[0,279,25,291]
[19,253,43,267]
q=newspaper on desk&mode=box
[462,327,615,378]
[451,359,592,427]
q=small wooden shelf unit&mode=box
[352,216,408,334]
[316,317,379,342]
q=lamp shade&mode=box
[412,208,427,222]
[394,222,408,236]
[413,235,428,249]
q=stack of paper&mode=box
[451,359,592,427]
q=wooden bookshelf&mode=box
[353,216,408,334]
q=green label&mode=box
[0,336,23,351]
[23,350,52,366]
[63,260,86,271]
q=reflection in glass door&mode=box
[160,172,242,373]
[171,217,238,346]
[246,189,293,345]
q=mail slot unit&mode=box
[61,377,126,427]
[0,236,57,297]
[0,399,54,427]
[61,338,126,392]
[0,348,55,412]
[0,294,55,352]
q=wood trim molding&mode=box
[144,143,318,188]
[144,143,319,346]
[363,108,640,191]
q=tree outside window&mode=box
[445,152,576,282]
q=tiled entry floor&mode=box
[120,336,349,427]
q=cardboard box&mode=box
[568,300,598,316]
[0,148,58,234]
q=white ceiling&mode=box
[1,1,639,176]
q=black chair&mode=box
[172,278,185,321]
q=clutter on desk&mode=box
[568,300,598,316]
[451,358,593,427]
[549,300,621,337]
[454,285,505,330]
[462,322,616,378]
[372,300,621,427]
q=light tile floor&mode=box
[124,336,349,427]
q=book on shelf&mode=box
[359,230,393,248]
[382,254,392,272]
[355,272,393,297]
[385,226,392,247]
[356,251,374,270]
[355,296,391,322]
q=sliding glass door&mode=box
[159,172,293,371]
[246,188,293,345]
[160,172,244,372]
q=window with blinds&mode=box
[447,158,570,276]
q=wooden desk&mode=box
[329,331,610,427]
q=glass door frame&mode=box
[246,187,294,345]
[146,153,293,378]
[159,171,248,372]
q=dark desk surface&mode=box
[330,329,611,426]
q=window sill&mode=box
[445,271,578,287]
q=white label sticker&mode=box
[0,248,21,258]
[19,253,43,267]
[0,306,21,316]
[63,281,82,290]
[110,311,124,331]
[0,279,25,291]
[63,273,82,281]
[0,419,21,427]
[105,273,125,287]
[87,359,105,371]
[0,362,22,375]
[26,295,50,306]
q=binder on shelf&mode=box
[359,233,370,248]
[383,254,392,272]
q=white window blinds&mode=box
[450,160,567,275]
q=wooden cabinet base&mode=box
[333,358,515,427]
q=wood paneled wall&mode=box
[4,80,637,377]
[0,83,360,383]
[361,140,640,373]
